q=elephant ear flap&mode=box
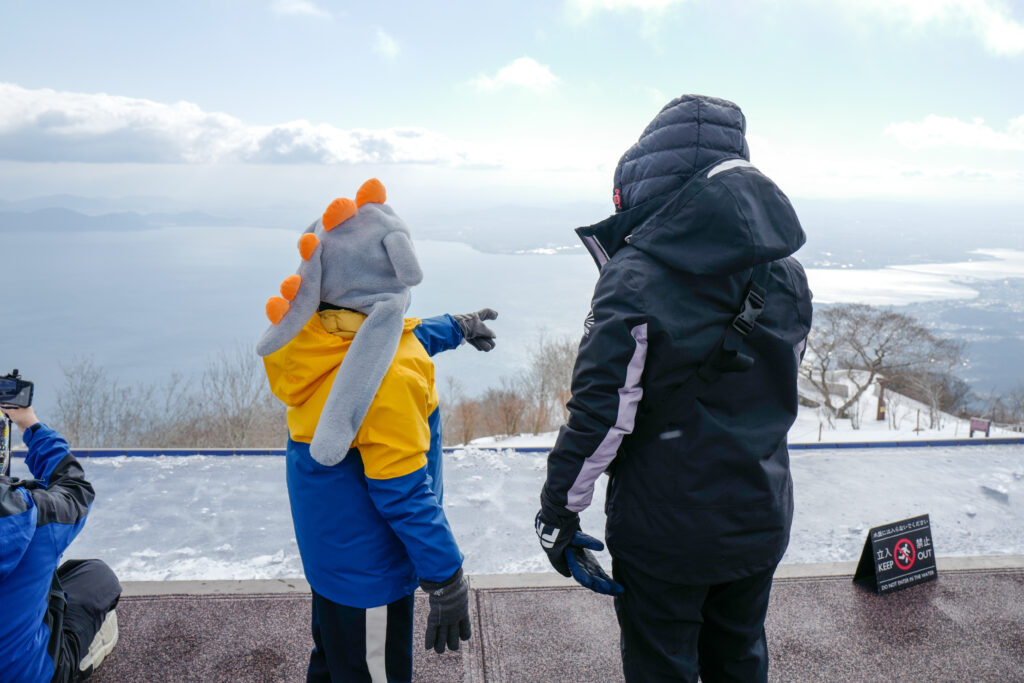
[383,231,423,287]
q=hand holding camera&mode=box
[1,370,36,426]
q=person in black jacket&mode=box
[535,94,813,682]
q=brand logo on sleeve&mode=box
[535,517,560,549]
[583,310,595,337]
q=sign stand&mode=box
[853,514,937,594]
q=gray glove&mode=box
[453,308,498,351]
[420,568,472,653]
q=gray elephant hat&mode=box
[256,178,423,466]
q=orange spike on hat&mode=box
[356,178,386,207]
[299,233,320,261]
[266,296,290,325]
[280,274,301,301]
[323,197,356,231]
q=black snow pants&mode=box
[612,558,776,683]
[46,559,122,683]
[306,588,415,683]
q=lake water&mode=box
[3,226,1024,413]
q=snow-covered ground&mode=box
[19,381,1016,581]
[48,441,1024,582]
[468,370,1019,450]
[467,395,1018,450]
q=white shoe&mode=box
[79,609,119,677]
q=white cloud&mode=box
[373,29,400,60]
[472,57,560,93]
[0,83,471,165]
[885,114,1024,151]
[844,0,1024,56]
[567,0,684,17]
[747,133,1024,201]
[270,0,331,19]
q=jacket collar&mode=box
[575,190,665,270]
[576,158,804,275]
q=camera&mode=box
[1,370,31,476]
[0,369,33,409]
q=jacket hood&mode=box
[577,159,805,275]
[614,94,749,212]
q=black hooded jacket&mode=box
[541,95,813,584]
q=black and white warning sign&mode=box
[853,514,937,594]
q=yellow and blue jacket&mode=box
[263,309,464,608]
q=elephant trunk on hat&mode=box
[256,178,423,466]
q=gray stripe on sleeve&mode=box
[566,322,648,513]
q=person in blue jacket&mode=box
[1,404,122,682]
[536,95,813,682]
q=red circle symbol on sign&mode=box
[894,538,916,571]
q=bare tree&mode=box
[440,332,579,445]
[438,376,466,443]
[518,333,578,434]
[135,372,196,447]
[54,358,161,447]
[198,344,283,447]
[479,382,528,437]
[445,398,483,447]
[53,349,285,449]
[986,383,1024,431]
[886,393,910,431]
[889,370,969,430]
[803,304,965,428]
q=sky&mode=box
[1,0,1023,212]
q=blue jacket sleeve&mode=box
[0,483,34,581]
[21,425,94,553]
[24,424,72,485]
[413,315,463,357]
[365,467,463,584]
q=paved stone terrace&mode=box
[90,559,1024,682]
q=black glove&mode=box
[535,509,579,576]
[453,308,498,351]
[419,568,472,653]
[535,511,624,596]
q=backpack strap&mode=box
[626,262,771,450]
[695,262,770,383]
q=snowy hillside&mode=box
[465,379,1017,450]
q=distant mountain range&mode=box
[0,193,611,251]
[0,194,192,214]
[0,206,243,232]
[3,193,1023,264]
